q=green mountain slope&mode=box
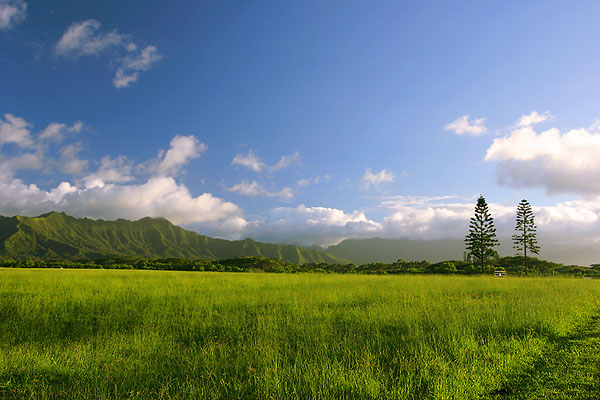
[0,212,348,264]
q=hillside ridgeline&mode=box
[0,212,348,264]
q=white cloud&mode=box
[227,180,293,199]
[232,150,300,172]
[0,113,33,148]
[297,178,311,187]
[235,195,600,250]
[0,0,26,30]
[39,122,66,141]
[444,114,487,136]
[70,121,84,133]
[58,143,88,175]
[246,204,382,247]
[0,176,244,229]
[361,168,395,189]
[516,111,551,127]
[83,156,134,189]
[376,195,600,246]
[56,20,161,89]
[113,70,139,89]
[297,175,330,187]
[113,45,162,88]
[156,135,207,176]
[485,120,600,196]
[272,151,300,171]
[55,20,124,57]
[0,153,42,181]
[232,150,266,172]
[38,121,82,142]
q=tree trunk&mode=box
[481,257,485,274]
[524,244,527,275]
[523,220,528,275]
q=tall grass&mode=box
[1,269,599,399]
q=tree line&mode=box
[0,254,595,277]
[465,195,540,274]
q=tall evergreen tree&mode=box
[512,199,539,275]
[465,195,499,274]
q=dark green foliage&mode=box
[2,253,596,277]
[465,195,499,273]
[0,212,347,265]
[512,199,540,274]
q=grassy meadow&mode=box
[1,269,599,399]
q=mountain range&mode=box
[326,237,600,266]
[1,212,597,266]
[0,212,347,264]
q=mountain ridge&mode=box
[0,212,349,264]
[326,237,600,266]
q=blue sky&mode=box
[2,0,600,251]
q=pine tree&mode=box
[465,195,499,274]
[512,199,539,275]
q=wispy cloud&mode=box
[113,45,162,88]
[297,174,330,187]
[232,150,300,172]
[55,19,161,88]
[0,113,33,148]
[155,135,207,176]
[227,180,293,199]
[39,121,83,142]
[272,151,300,171]
[232,150,265,172]
[361,168,395,189]
[0,0,26,31]
[444,114,487,136]
[515,111,551,128]
[55,20,124,56]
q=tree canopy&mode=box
[512,199,540,274]
[465,195,499,274]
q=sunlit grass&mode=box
[1,269,599,399]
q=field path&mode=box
[488,311,600,399]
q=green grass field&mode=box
[1,269,599,399]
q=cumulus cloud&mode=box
[58,143,88,175]
[361,168,395,189]
[516,111,551,127]
[82,156,134,189]
[246,204,382,247]
[0,153,42,181]
[156,135,206,176]
[237,195,600,249]
[485,119,600,196]
[444,114,487,136]
[227,180,293,199]
[0,119,244,230]
[0,176,244,228]
[55,19,161,88]
[232,150,300,173]
[0,0,26,30]
[0,113,33,147]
